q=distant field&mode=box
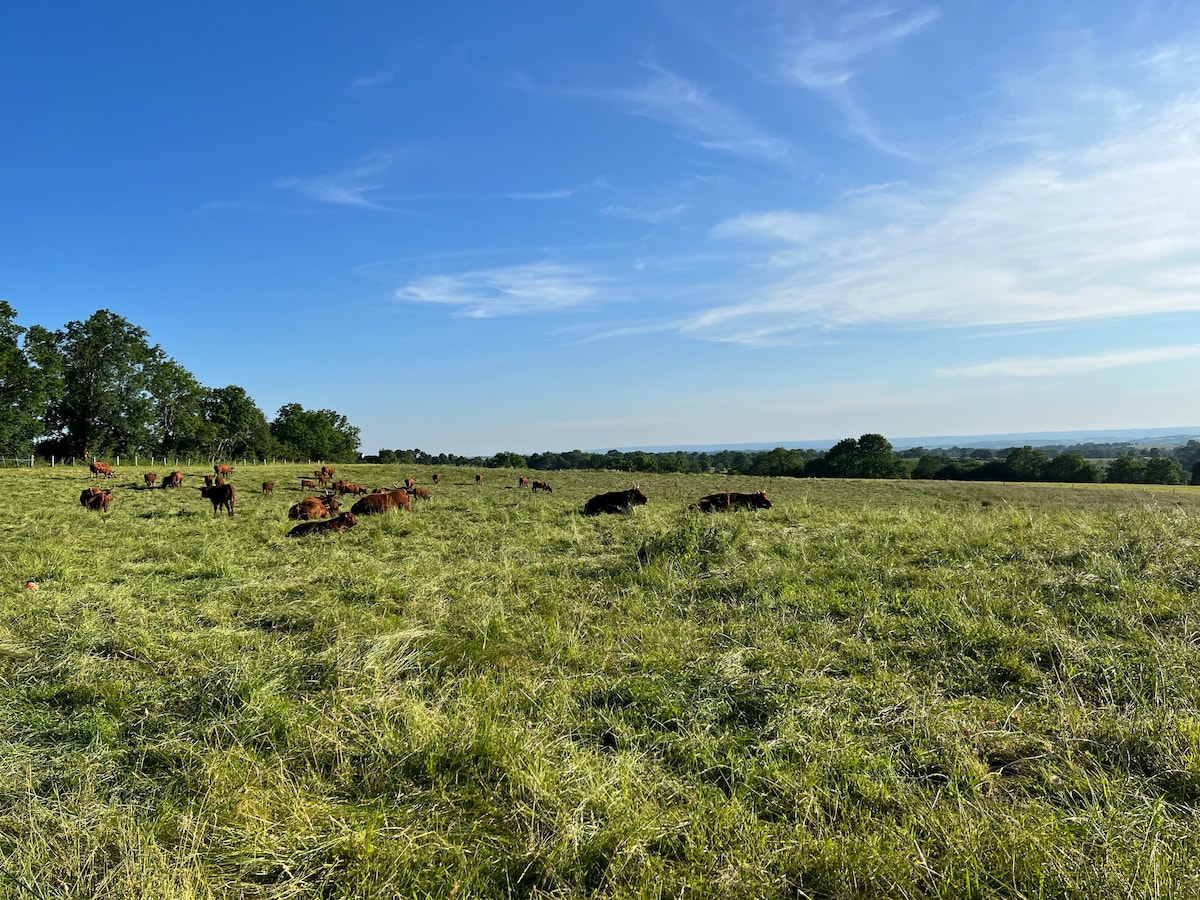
[2,465,1199,898]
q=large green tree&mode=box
[0,302,53,455]
[202,386,272,459]
[148,358,212,457]
[269,403,361,462]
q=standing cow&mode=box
[80,487,114,512]
[351,488,411,515]
[531,480,553,493]
[198,483,235,517]
[475,474,484,486]
[262,482,274,494]
[162,471,184,489]
[89,461,114,479]
[214,463,233,479]
[143,473,157,489]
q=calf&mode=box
[262,481,274,494]
[412,486,430,501]
[89,461,113,479]
[162,471,184,489]
[204,474,214,487]
[351,488,410,516]
[698,491,772,513]
[287,512,358,538]
[288,494,341,520]
[80,486,114,512]
[582,487,648,516]
[300,479,316,490]
[144,473,157,489]
[531,480,553,493]
[198,483,235,517]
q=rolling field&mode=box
[2,465,1200,898]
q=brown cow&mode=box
[320,465,335,478]
[412,486,430,501]
[288,494,341,520]
[518,476,530,487]
[351,488,410,516]
[404,477,416,489]
[698,491,772,512]
[198,483,235,517]
[287,512,359,538]
[582,487,648,516]
[80,487,114,512]
[337,482,366,496]
[300,479,316,490]
[162,471,184,489]
[214,463,233,479]
[433,473,441,484]
[144,473,157,489]
[203,474,214,487]
[475,473,483,486]
[89,461,113,479]
[262,482,274,494]
[531,480,553,493]
[317,474,331,487]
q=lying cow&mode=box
[287,512,358,538]
[80,486,114,512]
[337,482,367,496]
[198,483,235,517]
[351,488,410,515]
[531,480,553,493]
[582,487,648,516]
[698,491,773,512]
[288,494,341,520]
[144,473,157,489]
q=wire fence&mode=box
[1,457,331,470]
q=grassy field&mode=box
[2,464,1199,898]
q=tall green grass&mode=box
[1,465,1198,897]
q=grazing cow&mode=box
[433,473,441,484]
[162,471,184,489]
[531,480,553,493]
[412,486,430,501]
[351,488,410,516]
[698,491,772,513]
[288,494,341,520]
[214,463,233,479]
[300,479,316,490]
[80,487,114,512]
[144,473,157,489]
[475,474,484,486]
[287,512,359,538]
[320,465,335,478]
[89,461,114,479]
[337,482,366,496]
[518,476,530,488]
[262,482,274,494]
[404,477,416,489]
[198,483,235,517]
[582,487,648,516]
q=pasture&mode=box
[2,465,1199,898]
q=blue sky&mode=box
[4,2,1199,455]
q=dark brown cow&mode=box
[214,476,226,486]
[162,471,184,489]
[531,480,553,493]
[89,461,113,479]
[433,473,441,484]
[698,491,772,513]
[262,481,274,494]
[518,476,530,487]
[204,474,214,487]
[214,463,233,479]
[475,473,484,486]
[582,487,648,516]
[80,486,113,512]
[412,486,430,501]
[351,488,410,516]
[288,494,341,520]
[198,483,235,517]
[144,473,157,489]
[287,512,359,538]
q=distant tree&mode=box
[1175,441,1200,474]
[0,302,53,455]
[202,386,272,459]
[1003,446,1049,481]
[1144,458,1182,485]
[911,455,943,479]
[1042,453,1100,484]
[970,448,996,460]
[748,447,806,478]
[148,358,211,457]
[270,403,361,462]
[815,434,898,478]
[1192,461,1200,486]
[1105,456,1146,484]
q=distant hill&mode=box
[597,427,1200,454]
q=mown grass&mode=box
[1,465,1199,898]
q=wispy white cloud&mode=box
[352,71,395,89]
[937,345,1200,378]
[691,82,1200,344]
[521,62,790,162]
[600,203,687,224]
[504,188,576,200]
[396,261,604,317]
[276,151,403,209]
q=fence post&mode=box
[29,455,34,468]
[116,456,120,467]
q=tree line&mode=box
[368,435,1200,486]
[0,304,361,462]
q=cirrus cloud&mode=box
[396,261,604,318]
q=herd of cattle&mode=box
[79,462,772,535]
